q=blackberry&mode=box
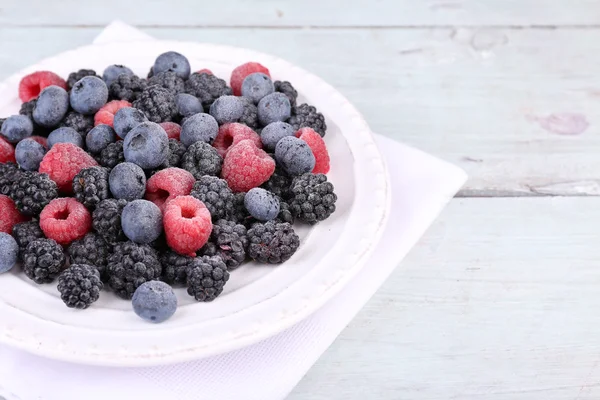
[0,162,22,196]
[200,219,248,271]
[92,198,128,244]
[289,173,337,224]
[22,238,65,284]
[68,233,112,281]
[107,241,162,299]
[276,200,294,224]
[261,167,292,200]
[166,138,186,167]
[230,192,250,224]
[190,176,234,220]
[133,85,178,123]
[109,74,147,102]
[148,71,185,95]
[180,141,223,178]
[274,81,298,108]
[57,264,103,309]
[186,255,229,302]
[60,111,94,138]
[99,141,124,169]
[160,250,193,285]
[288,103,327,137]
[184,72,232,108]
[247,221,299,264]
[12,220,44,255]
[0,118,4,131]
[73,166,110,209]
[67,69,99,90]
[10,171,58,216]
[238,97,259,130]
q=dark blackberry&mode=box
[180,141,223,178]
[109,74,147,102]
[99,141,124,169]
[238,97,259,130]
[186,255,229,302]
[276,200,294,224]
[288,103,327,137]
[230,192,250,224]
[67,69,99,90]
[57,264,103,309]
[148,71,185,95]
[160,250,193,285]
[10,171,58,216]
[107,241,162,299]
[147,67,154,79]
[133,85,178,123]
[261,167,292,200]
[166,138,186,167]
[60,111,94,138]
[190,176,234,220]
[247,221,300,264]
[0,162,22,196]
[274,81,298,108]
[12,220,44,255]
[68,233,112,281]
[184,72,232,108]
[0,118,4,131]
[92,198,128,244]
[289,173,337,224]
[22,238,65,284]
[200,219,248,271]
[72,166,110,209]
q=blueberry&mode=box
[245,188,280,221]
[209,95,244,125]
[15,138,46,171]
[121,199,163,244]
[103,64,134,86]
[32,86,70,128]
[123,122,169,169]
[113,107,148,139]
[258,92,291,126]
[1,115,33,143]
[47,127,84,148]
[180,113,219,148]
[132,281,177,323]
[260,121,295,150]
[153,51,191,80]
[175,93,203,118]
[70,76,109,115]
[86,124,116,153]
[0,233,18,274]
[242,73,274,104]
[274,136,315,176]
[109,162,146,200]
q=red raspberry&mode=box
[94,100,132,129]
[213,123,262,158]
[39,143,98,193]
[0,137,16,163]
[196,69,213,75]
[159,122,181,140]
[145,167,195,212]
[29,136,48,148]
[230,62,270,96]
[40,198,91,245]
[0,195,27,233]
[222,139,275,192]
[19,71,67,102]
[296,127,330,174]
[164,195,212,256]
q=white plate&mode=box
[0,40,390,366]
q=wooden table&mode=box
[2,1,599,398]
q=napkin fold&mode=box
[0,22,467,400]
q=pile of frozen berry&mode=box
[0,51,337,323]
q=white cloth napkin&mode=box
[0,22,467,400]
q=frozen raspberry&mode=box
[230,62,270,96]
[163,195,212,256]
[39,143,99,193]
[0,195,27,233]
[222,139,275,192]
[0,137,16,163]
[159,122,181,140]
[39,198,91,245]
[29,136,48,148]
[213,123,262,158]
[296,127,330,174]
[196,69,213,75]
[145,167,195,212]
[19,71,67,102]
[94,100,132,128]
